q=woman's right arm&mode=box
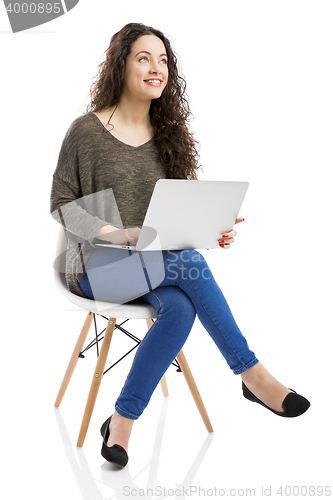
[50,119,140,245]
[95,225,140,244]
[51,174,140,245]
[50,170,111,243]
[50,120,114,242]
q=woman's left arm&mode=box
[218,218,244,249]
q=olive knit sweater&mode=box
[50,112,167,298]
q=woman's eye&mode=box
[160,58,167,64]
[139,57,148,62]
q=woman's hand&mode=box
[95,225,141,244]
[218,218,244,249]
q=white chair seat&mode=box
[54,267,158,319]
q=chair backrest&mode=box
[54,226,67,274]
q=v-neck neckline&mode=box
[89,112,154,150]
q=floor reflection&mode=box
[55,400,213,499]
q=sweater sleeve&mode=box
[50,121,110,241]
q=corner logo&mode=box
[3,0,80,33]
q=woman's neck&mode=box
[108,95,152,130]
[95,95,154,147]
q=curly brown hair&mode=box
[86,23,201,180]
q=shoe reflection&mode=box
[54,399,213,499]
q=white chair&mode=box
[54,227,213,447]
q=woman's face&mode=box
[123,35,169,101]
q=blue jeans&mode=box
[79,248,259,419]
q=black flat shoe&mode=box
[242,382,310,417]
[100,415,129,468]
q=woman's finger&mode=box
[218,219,244,248]
[221,229,237,239]
[218,236,234,247]
[219,237,234,243]
[235,218,245,225]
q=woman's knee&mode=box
[146,286,196,324]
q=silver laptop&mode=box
[95,179,249,251]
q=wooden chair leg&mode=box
[177,349,213,433]
[55,312,94,408]
[146,319,169,397]
[77,317,116,447]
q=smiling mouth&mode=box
[144,79,162,86]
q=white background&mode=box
[1,1,332,499]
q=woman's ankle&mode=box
[107,411,134,450]
[241,362,267,385]
[112,410,135,427]
[240,362,291,412]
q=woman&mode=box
[50,23,310,468]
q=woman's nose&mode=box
[149,61,160,74]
